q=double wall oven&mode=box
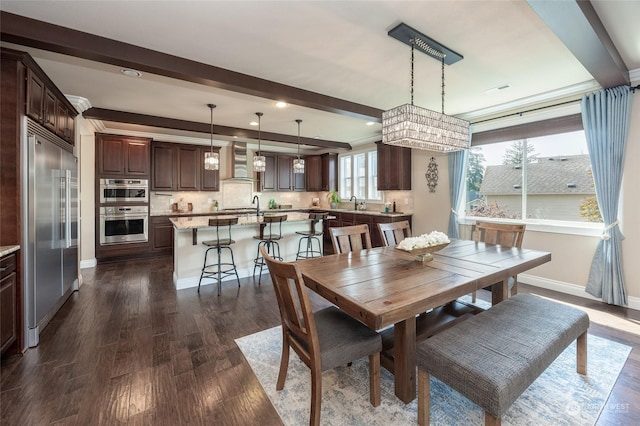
[99,179,149,245]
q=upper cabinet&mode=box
[258,153,305,192]
[305,153,338,192]
[97,133,151,178]
[151,141,219,191]
[25,67,77,145]
[376,142,411,190]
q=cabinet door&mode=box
[43,87,57,131]
[277,156,293,191]
[150,217,174,252]
[26,69,45,122]
[200,147,220,191]
[152,143,177,190]
[57,103,75,144]
[377,143,411,190]
[125,140,150,176]
[0,251,17,355]
[98,135,126,175]
[305,155,322,191]
[260,154,277,191]
[321,153,338,191]
[177,145,199,190]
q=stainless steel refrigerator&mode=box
[22,118,79,347]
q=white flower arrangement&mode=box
[396,231,450,251]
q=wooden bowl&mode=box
[395,242,449,263]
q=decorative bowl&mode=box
[395,242,449,263]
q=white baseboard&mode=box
[80,258,97,269]
[520,273,640,311]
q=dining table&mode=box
[297,238,551,403]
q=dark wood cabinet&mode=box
[305,155,322,191]
[151,142,220,191]
[1,252,17,356]
[377,142,412,190]
[150,216,174,256]
[321,153,338,191]
[151,142,177,190]
[25,63,77,145]
[178,145,200,190]
[259,153,305,192]
[200,147,220,191]
[97,134,151,178]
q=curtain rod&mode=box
[472,83,639,125]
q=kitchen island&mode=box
[170,212,320,290]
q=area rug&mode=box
[236,323,631,426]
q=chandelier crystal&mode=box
[204,103,219,170]
[382,33,470,152]
[253,112,266,172]
[293,119,305,174]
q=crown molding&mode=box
[65,95,91,112]
[630,67,640,84]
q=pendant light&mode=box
[204,103,219,170]
[253,112,266,172]
[293,119,305,174]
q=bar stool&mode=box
[295,212,327,260]
[253,214,287,285]
[198,217,241,295]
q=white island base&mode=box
[171,213,318,290]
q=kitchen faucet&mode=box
[252,195,260,216]
[350,195,357,211]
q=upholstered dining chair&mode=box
[259,246,382,426]
[329,224,372,254]
[471,221,527,302]
[377,220,412,247]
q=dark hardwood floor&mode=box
[1,256,638,425]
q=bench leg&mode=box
[577,332,587,375]
[418,369,430,426]
[485,412,501,426]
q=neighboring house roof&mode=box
[479,155,595,195]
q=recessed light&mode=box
[366,121,375,126]
[249,121,259,126]
[121,68,142,78]
[275,101,288,108]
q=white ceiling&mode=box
[1,0,638,153]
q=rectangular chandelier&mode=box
[382,103,470,152]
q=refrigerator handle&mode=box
[65,169,72,248]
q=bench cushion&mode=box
[416,294,589,418]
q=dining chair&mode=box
[377,220,412,247]
[471,221,527,302]
[259,246,382,426]
[329,224,372,254]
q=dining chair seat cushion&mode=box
[311,306,382,371]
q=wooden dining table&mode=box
[297,238,551,403]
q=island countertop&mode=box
[170,212,315,230]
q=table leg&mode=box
[491,278,509,305]
[393,316,417,403]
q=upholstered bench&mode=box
[416,294,589,426]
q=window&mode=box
[465,130,602,224]
[339,148,381,201]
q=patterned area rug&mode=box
[236,321,630,425]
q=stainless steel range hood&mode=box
[224,142,255,181]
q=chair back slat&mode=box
[329,224,372,254]
[377,220,412,247]
[207,217,239,244]
[474,221,526,248]
[260,246,319,366]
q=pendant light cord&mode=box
[256,112,263,155]
[296,119,302,159]
[410,39,414,106]
[210,105,214,152]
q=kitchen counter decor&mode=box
[396,231,450,263]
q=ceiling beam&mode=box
[527,0,629,88]
[0,11,383,123]
[82,108,353,151]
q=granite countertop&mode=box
[155,207,411,218]
[319,208,411,217]
[170,212,313,230]
[0,245,20,257]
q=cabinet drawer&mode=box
[0,253,16,278]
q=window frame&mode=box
[338,147,381,202]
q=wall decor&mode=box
[425,156,438,192]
